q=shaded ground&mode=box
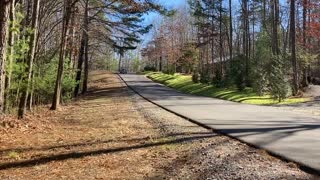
[0,72,318,179]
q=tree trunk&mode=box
[0,0,11,113]
[252,1,255,59]
[302,0,308,87]
[229,0,232,61]
[82,36,89,94]
[211,4,215,76]
[118,53,122,71]
[290,0,299,95]
[262,0,266,29]
[27,71,34,111]
[74,35,85,97]
[51,0,73,110]
[271,0,280,55]
[4,0,15,112]
[75,0,88,97]
[242,0,249,85]
[219,0,223,78]
[18,0,40,119]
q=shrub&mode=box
[268,55,290,102]
[192,72,199,83]
[144,65,156,72]
[229,55,247,91]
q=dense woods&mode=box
[143,0,320,102]
[0,0,165,118]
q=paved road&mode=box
[120,74,320,172]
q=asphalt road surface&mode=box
[119,74,320,172]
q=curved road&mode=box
[120,74,320,172]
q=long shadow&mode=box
[208,124,320,135]
[0,137,148,155]
[0,134,216,170]
[205,123,320,146]
[81,87,128,101]
[0,132,214,155]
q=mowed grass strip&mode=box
[147,72,309,105]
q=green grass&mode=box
[8,151,20,159]
[147,72,310,105]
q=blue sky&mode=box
[141,0,241,45]
[142,0,186,25]
[140,0,289,46]
[141,0,186,45]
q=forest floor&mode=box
[0,71,318,179]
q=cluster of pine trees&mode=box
[143,0,320,101]
[0,0,165,118]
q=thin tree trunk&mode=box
[302,0,308,87]
[271,0,280,55]
[27,71,34,111]
[82,36,89,94]
[74,36,85,97]
[18,0,40,119]
[118,54,122,71]
[283,21,290,54]
[290,0,299,95]
[229,0,232,61]
[75,0,88,97]
[275,0,280,54]
[252,1,255,59]
[0,0,11,113]
[4,0,15,112]
[262,0,266,29]
[211,4,215,76]
[242,0,249,85]
[51,0,73,110]
[219,0,223,78]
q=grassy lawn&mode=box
[147,72,310,105]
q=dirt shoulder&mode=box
[0,72,317,179]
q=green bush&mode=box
[268,55,290,102]
[229,55,247,91]
[251,31,272,95]
[192,72,199,83]
[34,57,77,103]
[200,71,210,84]
[144,65,156,72]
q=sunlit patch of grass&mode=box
[8,151,20,160]
[147,72,310,105]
